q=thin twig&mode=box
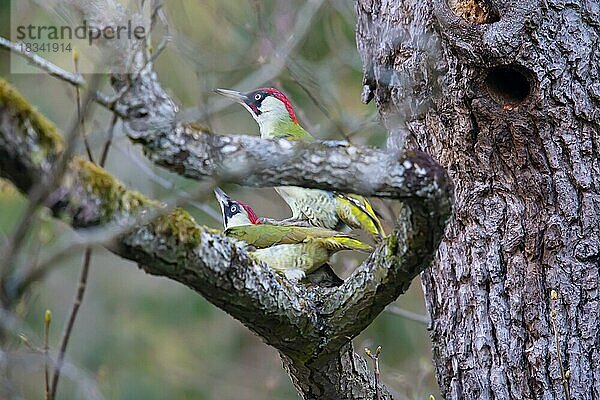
[385,305,429,325]
[0,36,128,117]
[14,175,221,302]
[0,37,85,86]
[285,66,352,142]
[147,3,171,65]
[50,248,92,400]
[365,345,382,400]
[74,51,94,163]
[0,74,102,289]
[12,215,45,299]
[50,69,113,398]
[0,309,105,400]
[44,309,52,400]
[111,142,221,222]
[92,92,128,118]
[99,114,119,166]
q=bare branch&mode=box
[73,53,94,163]
[365,345,382,400]
[0,74,101,297]
[51,82,106,398]
[99,114,119,166]
[0,308,104,400]
[50,249,92,400]
[0,37,85,87]
[0,36,128,117]
[44,310,51,400]
[385,305,429,325]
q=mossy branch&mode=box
[0,79,315,349]
[0,0,453,388]
[0,74,434,398]
[0,0,454,388]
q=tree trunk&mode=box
[356,1,599,399]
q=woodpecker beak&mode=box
[214,187,230,229]
[214,88,248,103]
[214,187,231,205]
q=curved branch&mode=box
[98,21,452,372]
[0,71,449,399]
[98,34,452,363]
[62,2,452,205]
[324,201,440,350]
[0,80,318,358]
[1,0,454,396]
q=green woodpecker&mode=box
[214,187,371,282]
[215,87,386,241]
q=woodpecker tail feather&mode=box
[334,192,386,241]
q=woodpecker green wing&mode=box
[224,224,371,251]
[274,187,386,241]
[225,224,372,281]
[225,225,326,247]
[271,119,314,142]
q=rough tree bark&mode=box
[0,2,454,399]
[356,0,599,399]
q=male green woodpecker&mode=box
[215,87,386,241]
[214,187,371,282]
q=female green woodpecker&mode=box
[215,187,371,282]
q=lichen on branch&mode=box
[0,0,454,392]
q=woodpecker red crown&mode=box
[239,201,261,224]
[257,87,298,124]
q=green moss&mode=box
[74,157,154,222]
[152,208,203,247]
[384,231,400,264]
[0,79,64,155]
[0,80,215,247]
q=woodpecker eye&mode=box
[230,205,237,213]
[254,93,262,101]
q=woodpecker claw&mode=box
[284,268,306,282]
